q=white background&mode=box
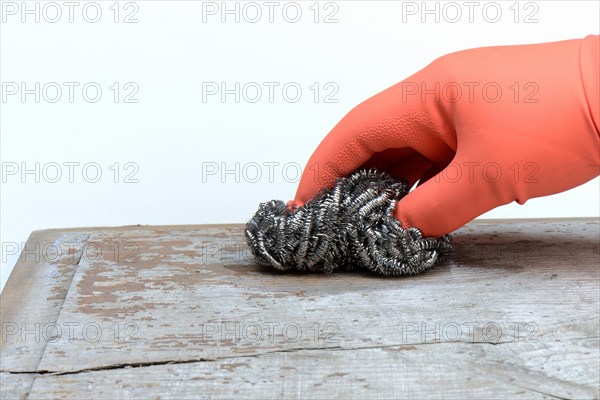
[1,0,599,292]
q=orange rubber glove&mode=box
[291,35,599,237]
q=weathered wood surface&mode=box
[1,219,599,399]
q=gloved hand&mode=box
[290,35,599,237]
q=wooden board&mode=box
[1,219,599,399]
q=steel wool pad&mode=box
[245,169,453,276]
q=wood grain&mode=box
[1,219,599,399]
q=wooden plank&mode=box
[0,230,90,399]
[0,229,91,371]
[0,372,36,400]
[1,219,598,399]
[27,341,598,399]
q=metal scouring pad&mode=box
[245,169,453,276]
